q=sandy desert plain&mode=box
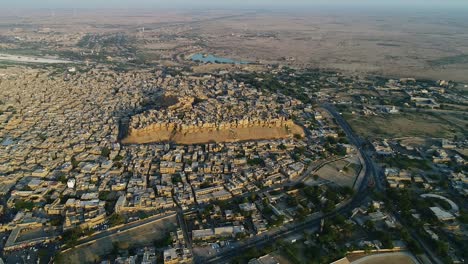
[0,8,467,82]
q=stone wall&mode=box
[122,118,304,144]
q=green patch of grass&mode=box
[14,200,35,210]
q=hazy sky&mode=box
[3,0,468,9]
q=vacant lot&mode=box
[345,112,460,139]
[314,156,361,187]
[57,215,177,264]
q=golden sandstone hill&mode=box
[122,119,305,145]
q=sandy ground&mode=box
[191,63,266,73]
[351,252,419,264]
[345,112,460,140]
[2,9,468,82]
[189,10,468,82]
[57,215,177,264]
[122,124,305,145]
[0,53,73,64]
[314,156,361,187]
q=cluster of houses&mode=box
[0,67,313,240]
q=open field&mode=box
[344,111,464,140]
[351,252,418,264]
[56,214,177,264]
[314,156,361,187]
[0,53,74,64]
[122,124,305,145]
[191,63,267,74]
[186,9,468,82]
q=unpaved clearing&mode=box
[352,252,418,264]
[314,156,361,187]
[56,214,177,264]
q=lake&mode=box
[191,53,249,64]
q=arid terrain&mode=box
[57,215,177,264]
[0,6,467,264]
[122,124,305,145]
[1,8,468,82]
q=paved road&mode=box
[393,212,443,264]
[199,181,373,263]
[196,104,379,264]
[195,103,446,264]
[321,104,385,191]
[323,104,443,264]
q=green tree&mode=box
[101,146,111,158]
[57,172,68,184]
[108,213,125,227]
[294,133,303,140]
[153,233,173,248]
[71,157,80,169]
[364,220,375,230]
[407,239,422,254]
[62,227,82,248]
[247,158,265,167]
[322,200,335,213]
[458,210,468,224]
[14,200,35,210]
[113,155,124,162]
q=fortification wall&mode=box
[122,119,304,144]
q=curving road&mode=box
[196,103,443,264]
[321,103,385,191]
[197,104,380,264]
[323,104,443,264]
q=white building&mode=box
[67,178,76,189]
